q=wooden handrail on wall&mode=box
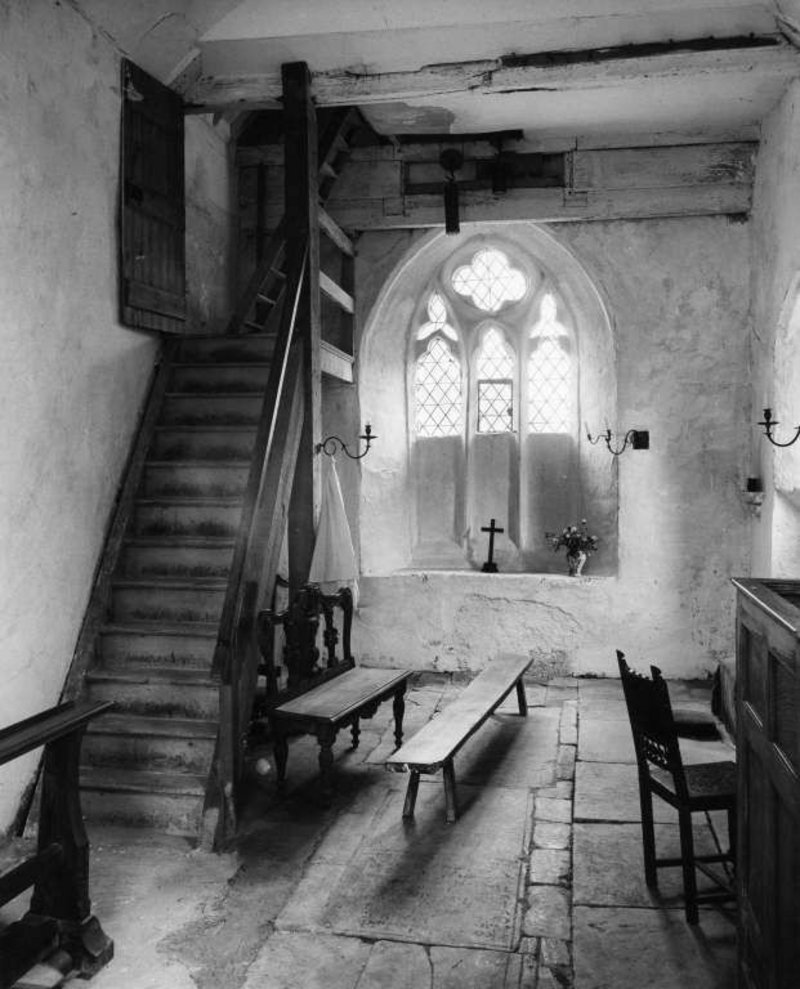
[209,243,309,842]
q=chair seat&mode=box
[651,760,736,802]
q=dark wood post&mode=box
[283,61,322,592]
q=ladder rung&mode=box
[319,161,338,179]
[256,294,276,305]
[320,271,354,314]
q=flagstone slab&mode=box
[578,718,635,763]
[574,762,676,823]
[573,822,728,909]
[241,931,370,989]
[573,906,736,989]
[276,785,530,950]
[457,707,560,789]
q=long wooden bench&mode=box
[256,584,412,801]
[385,652,532,823]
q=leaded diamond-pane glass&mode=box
[528,339,571,432]
[415,337,462,437]
[528,293,573,433]
[477,328,514,433]
[477,326,514,380]
[478,380,513,433]
[452,248,526,312]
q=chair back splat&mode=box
[616,649,737,925]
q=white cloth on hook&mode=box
[308,456,359,607]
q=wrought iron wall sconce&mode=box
[586,426,650,457]
[316,424,375,460]
[440,149,463,235]
[757,408,800,447]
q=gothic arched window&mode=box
[407,239,583,571]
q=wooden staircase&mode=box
[78,333,275,836]
[61,65,368,844]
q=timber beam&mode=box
[239,140,756,230]
[179,36,800,113]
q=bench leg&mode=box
[392,681,407,750]
[443,759,459,823]
[273,729,289,787]
[516,677,528,716]
[317,725,337,804]
[351,717,360,750]
[403,770,421,819]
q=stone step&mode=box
[79,766,207,836]
[132,497,243,538]
[161,393,263,426]
[83,713,217,774]
[174,334,275,365]
[118,536,236,579]
[98,621,218,670]
[169,362,270,394]
[84,666,220,719]
[111,577,228,624]
[141,461,250,499]
[150,425,257,462]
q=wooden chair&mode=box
[616,650,736,924]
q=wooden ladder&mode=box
[227,106,362,348]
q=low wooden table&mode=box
[270,666,412,799]
[386,652,532,822]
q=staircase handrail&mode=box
[212,239,309,688]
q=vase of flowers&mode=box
[546,519,599,576]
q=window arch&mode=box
[360,224,617,576]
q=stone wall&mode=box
[0,2,233,833]
[351,215,752,679]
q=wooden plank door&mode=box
[735,582,800,989]
[120,59,186,333]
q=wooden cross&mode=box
[481,518,504,573]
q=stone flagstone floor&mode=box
[3,674,738,989]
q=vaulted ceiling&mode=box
[80,0,800,147]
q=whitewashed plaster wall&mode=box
[749,79,800,579]
[0,1,233,833]
[351,216,751,680]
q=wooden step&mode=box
[83,713,217,774]
[174,334,275,365]
[132,497,243,538]
[170,363,270,394]
[118,535,236,579]
[111,577,228,624]
[151,425,257,461]
[84,665,219,719]
[98,620,218,670]
[141,460,250,498]
[80,766,207,835]
[161,393,263,427]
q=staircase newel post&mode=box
[282,61,322,593]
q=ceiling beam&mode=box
[180,37,800,112]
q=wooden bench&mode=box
[385,652,532,823]
[256,584,412,801]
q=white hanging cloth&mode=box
[308,456,359,607]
